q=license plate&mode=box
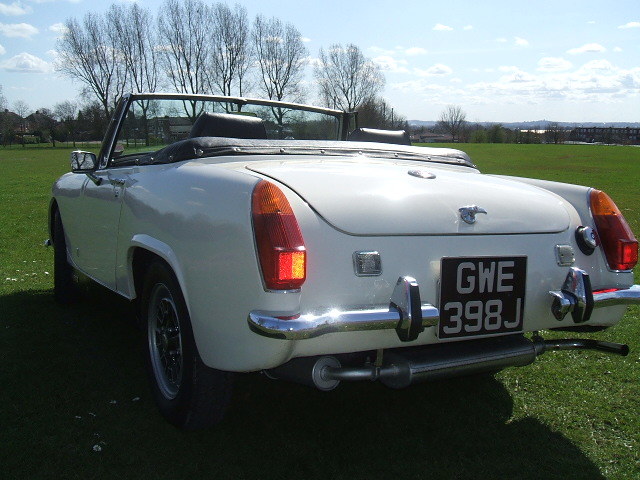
[439,256,527,339]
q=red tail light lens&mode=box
[590,189,638,271]
[252,180,306,290]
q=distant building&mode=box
[569,127,640,145]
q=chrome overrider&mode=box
[549,267,640,323]
[248,271,640,341]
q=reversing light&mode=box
[589,189,638,271]
[252,180,306,290]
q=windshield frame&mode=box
[98,93,354,168]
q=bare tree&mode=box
[314,43,385,111]
[108,2,160,145]
[158,0,211,119]
[55,101,79,147]
[437,105,467,142]
[56,13,126,117]
[108,3,159,95]
[545,122,566,144]
[13,100,30,146]
[0,85,6,111]
[157,0,209,95]
[253,15,307,134]
[209,3,252,104]
[357,97,407,130]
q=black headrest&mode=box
[347,127,411,146]
[190,112,267,139]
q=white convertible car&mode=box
[49,93,639,429]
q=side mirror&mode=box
[71,150,97,172]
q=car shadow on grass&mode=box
[0,287,605,480]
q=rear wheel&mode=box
[53,210,80,304]
[141,260,233,429]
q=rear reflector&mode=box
[252,180,306,290]
[593,288,620,294]
[590,189,638,271]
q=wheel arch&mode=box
[127,235,190,310]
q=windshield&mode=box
[109,95,345,165]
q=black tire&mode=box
[53,210,80,304]
[141,260,233,430]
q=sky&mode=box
[0,0,638,122]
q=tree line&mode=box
[432,104,569,144]
[53,0,403,129]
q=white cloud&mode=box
[415,63,453,76]
[48,23,68,36]
[0,22,38,38]
[46,49,59,62]
[495,37,508,43]
[1,52,51,72]
[618,21,640,29]
[301,37,311,43]
[567,43,606,54]
[580,59,615,72]
[496,67,535,83]
[433,23,453,31]
[405,47,427,56]
[537,57,572,72]
[0,2,32,15]
[369,46,394,56]
[0,43,5,55]
[613,46,623,52]
[372,55,409,73]
[463,25,473,30]
[514,37,529,47]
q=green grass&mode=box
[1,144,639,479]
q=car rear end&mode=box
[246,156,639,389]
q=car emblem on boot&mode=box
[459,205,487,224]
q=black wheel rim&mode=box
[147,283,183,400]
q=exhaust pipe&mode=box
[266,335,629,390]
[266,355,343,391]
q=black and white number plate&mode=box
[439,256,527,339]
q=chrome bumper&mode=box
[248,269,640,341]
[249,276,438,341]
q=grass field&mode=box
[1,144,639,479]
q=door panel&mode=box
[68,170,128,290]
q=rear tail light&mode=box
[252,180,306,290]
[589,189,638,271]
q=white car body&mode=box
[49,93,639,428]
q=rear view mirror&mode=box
[70,151,97,172]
